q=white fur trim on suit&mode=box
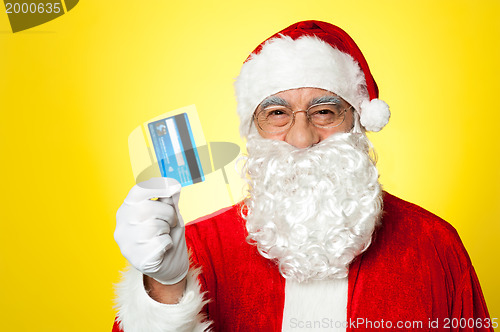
[281,278,348,332]
[235,35,372,137]
[114,266,211,332]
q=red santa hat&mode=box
[235,20,390,137]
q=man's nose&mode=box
[285,111,319,149]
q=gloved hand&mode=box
[114,177,189,285]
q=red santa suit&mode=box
[113,192,492,331]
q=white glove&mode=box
[114,177,189,285]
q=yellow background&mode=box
[1,1,499,330]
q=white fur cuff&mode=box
[114,266,211,332]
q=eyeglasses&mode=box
[254,102,353,134]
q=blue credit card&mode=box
[148,113,205,187]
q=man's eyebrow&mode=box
[259,96,290,109]
[309,95,342,106]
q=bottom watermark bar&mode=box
[288,317,498,329]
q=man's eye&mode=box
[264,109,289,117]
[269,110,286,115]
[311,109,338,117]
[317,109,334,115]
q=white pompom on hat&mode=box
[234,20,390,137]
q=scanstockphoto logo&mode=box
[3,0,78,33]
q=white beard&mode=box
[243,132,383,282]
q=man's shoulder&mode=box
[377,192,472,267]
[382,191,461,243]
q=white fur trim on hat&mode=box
[360,99,391,132]
[234,35,390,136]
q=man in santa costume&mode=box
[113,21,493,331]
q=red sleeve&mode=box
[450,265,494,331]
[110,232,211,332]
[111,318,123,332]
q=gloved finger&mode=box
[136,218,175,244]
[127,199,177,224]
[158,196,174,205]
[158,193,183,227]
[124,177,181,204]
[141,235,175,272]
